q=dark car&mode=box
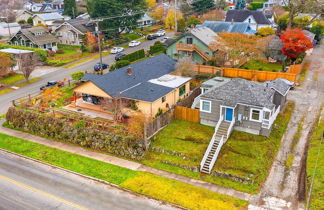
[94,63,109,71]
[115,53,126,61]
[40,81,61,91]
[147,34,157,40]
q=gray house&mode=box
[198,78,290,174]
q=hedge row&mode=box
[6,107,146,159]
[0,43,48,62]
[149,41,166,55]
[249,1,264,10]
[121,49,145,62]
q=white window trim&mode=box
[250,108,262,122]
[200,100,211,113]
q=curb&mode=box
[0,147,185,210]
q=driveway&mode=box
[0,32,174,114]
[249,44,324,209]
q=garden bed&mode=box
[141,101,295,194]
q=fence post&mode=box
[143,123,148,149]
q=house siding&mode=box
[56,24,83,45]
[200,98,221,126]
[273,91,286,111]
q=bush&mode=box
[71,71,85,81]
[18,20,26,24]
[149,41,166,55]
[56,49,64,54]
[122,49,145,62]
[249,1,264,10]
[110,60,131,71]
[27,17,33,25]
[0,43,47,62]
[257,27,275,37]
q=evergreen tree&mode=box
[64,0,77,18]
[191,0,215,15]
[235,0,246,10]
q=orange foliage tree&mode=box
[0,52,14,77]
[199,9,225,22]
[150,6,164,22]
[86,32,99,52]
[40,86,64,107]
[280,28,313,60]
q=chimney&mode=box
[127,67,132,75]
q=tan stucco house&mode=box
[32,13,64,27]
[16,10,33,23]
[73,54,191,117]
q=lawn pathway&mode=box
[0,123,253,202]
[249,44,324,210]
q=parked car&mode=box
[94,63,109,71]
[147,34,157,40]
[160,36,170,43]
[115,53,126,61]
[110,47,124,54]
[128,40,141,47]
[155,30,165,37]
[40,81,62,90]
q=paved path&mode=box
[0,125,253,202]
[249,44,324,210]
[0,149,177,210]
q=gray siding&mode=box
[273,91,286,111]
[200,98,221,126]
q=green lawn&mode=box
[306,110,324,210]
[141,101,295,194]
[0,74,25,85]
[121,33,142,41]
[242,60,282,72]
[0,133,247,210]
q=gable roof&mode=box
[33,12,64,21]
[190,26,219,46]
[201,78,276,109]
[202,21,251,34]
[264,78,291,96]
[82,54,181,102]
[225,10,271,25]
[11,27,58,45]
[63,18,95,34]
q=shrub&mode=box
[122,49,145,62]
[110,60,131,71]
[249,1,264,10]
[149,41,166,55]
[56,49,64,54]
[155,108,163,118]
[257,27,275,37]
[0,43,47,62]
[18,20,26,24]
[27,17,33,25]
[73,120,87,129]
[70,71,85,81]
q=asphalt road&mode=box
[0,33,174,114]
[0,150,178,210]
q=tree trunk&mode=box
[288,7,295,29]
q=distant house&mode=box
[74,54,191,117]
[225,10,273,31]
[137,13,156,27]
[16,10,33,23]
[51,0,64,12]
[32,13,64,27]
[8,27,58,51]
[55,19,95,45]
[202,21,254,34]
[76,13,90,20]
[198,77,291,174]
[0,22,21,37]
[166,26,223,64]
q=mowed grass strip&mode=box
[0,133,247,210]
[0,74,25,85]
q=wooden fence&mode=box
[177,87,201,108]
[144,108,174,140]
[174,106,200,123]
[194,65,222,75]
[286,64,302,74]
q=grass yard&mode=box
[242,60,282,72]
[142,101,295,194]
[121,33,142,41]
[0,133,247,210]
[0,74,25,85]
[306,109,324,210]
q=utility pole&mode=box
[95,21,103,74]
[174,0,178,32]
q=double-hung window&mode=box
[200,100,211,113]
[250,108,262,122]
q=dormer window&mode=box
[248,18,251,23]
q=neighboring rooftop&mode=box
[190,26,219,46]
[201,77,231,89]
[202,21,252,34]
[11,26,58,46]
[0,22,20,28]
[64,18,95,33]
[225,10,271,25]
[33,12,64,21]
[264,78,291,96]
[149,74,191,88]
[0,48,34,54]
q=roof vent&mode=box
[157,74,176,82]
[127,67,132,75]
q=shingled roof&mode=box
[15,27,58,45]
[201,78,276,109]
[225,10,271,25]
[202,21,251,34]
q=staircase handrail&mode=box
[262,105,280,129]
[207,135,224,173]
[227,119,235,139]
[200,115,223,171]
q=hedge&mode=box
[110,60,131,71]
[0,43,48,62]
[149,41,166,55]
[249,1,264,10]
[121,49,145,62]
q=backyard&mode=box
[141,101,295,194]
[242,60,283,72]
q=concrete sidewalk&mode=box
[0,125,253,202]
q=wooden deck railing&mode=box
[176,43,213,61]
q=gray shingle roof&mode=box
[82,54,177,102]
[34,12,64,21]
[66,18,95,34]
[264,78,291,96]
[201,78,275,109]
[225,10,271,25]
[203,21,250,34]
[19,27,58,45]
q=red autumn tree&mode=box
[280,28,313,60]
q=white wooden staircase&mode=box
[200,117,235,174]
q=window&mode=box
[264,111,270,120]
[250,108,262,122]
[200,100,211,113]
[179,85,186,97]
[186,37,193,44]
[248,18,251,23]
[162,96,166,103]
[202,88,209,94]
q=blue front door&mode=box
[225,108,233,121]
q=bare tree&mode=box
[174,57,197,77]
[18,52,36,81]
